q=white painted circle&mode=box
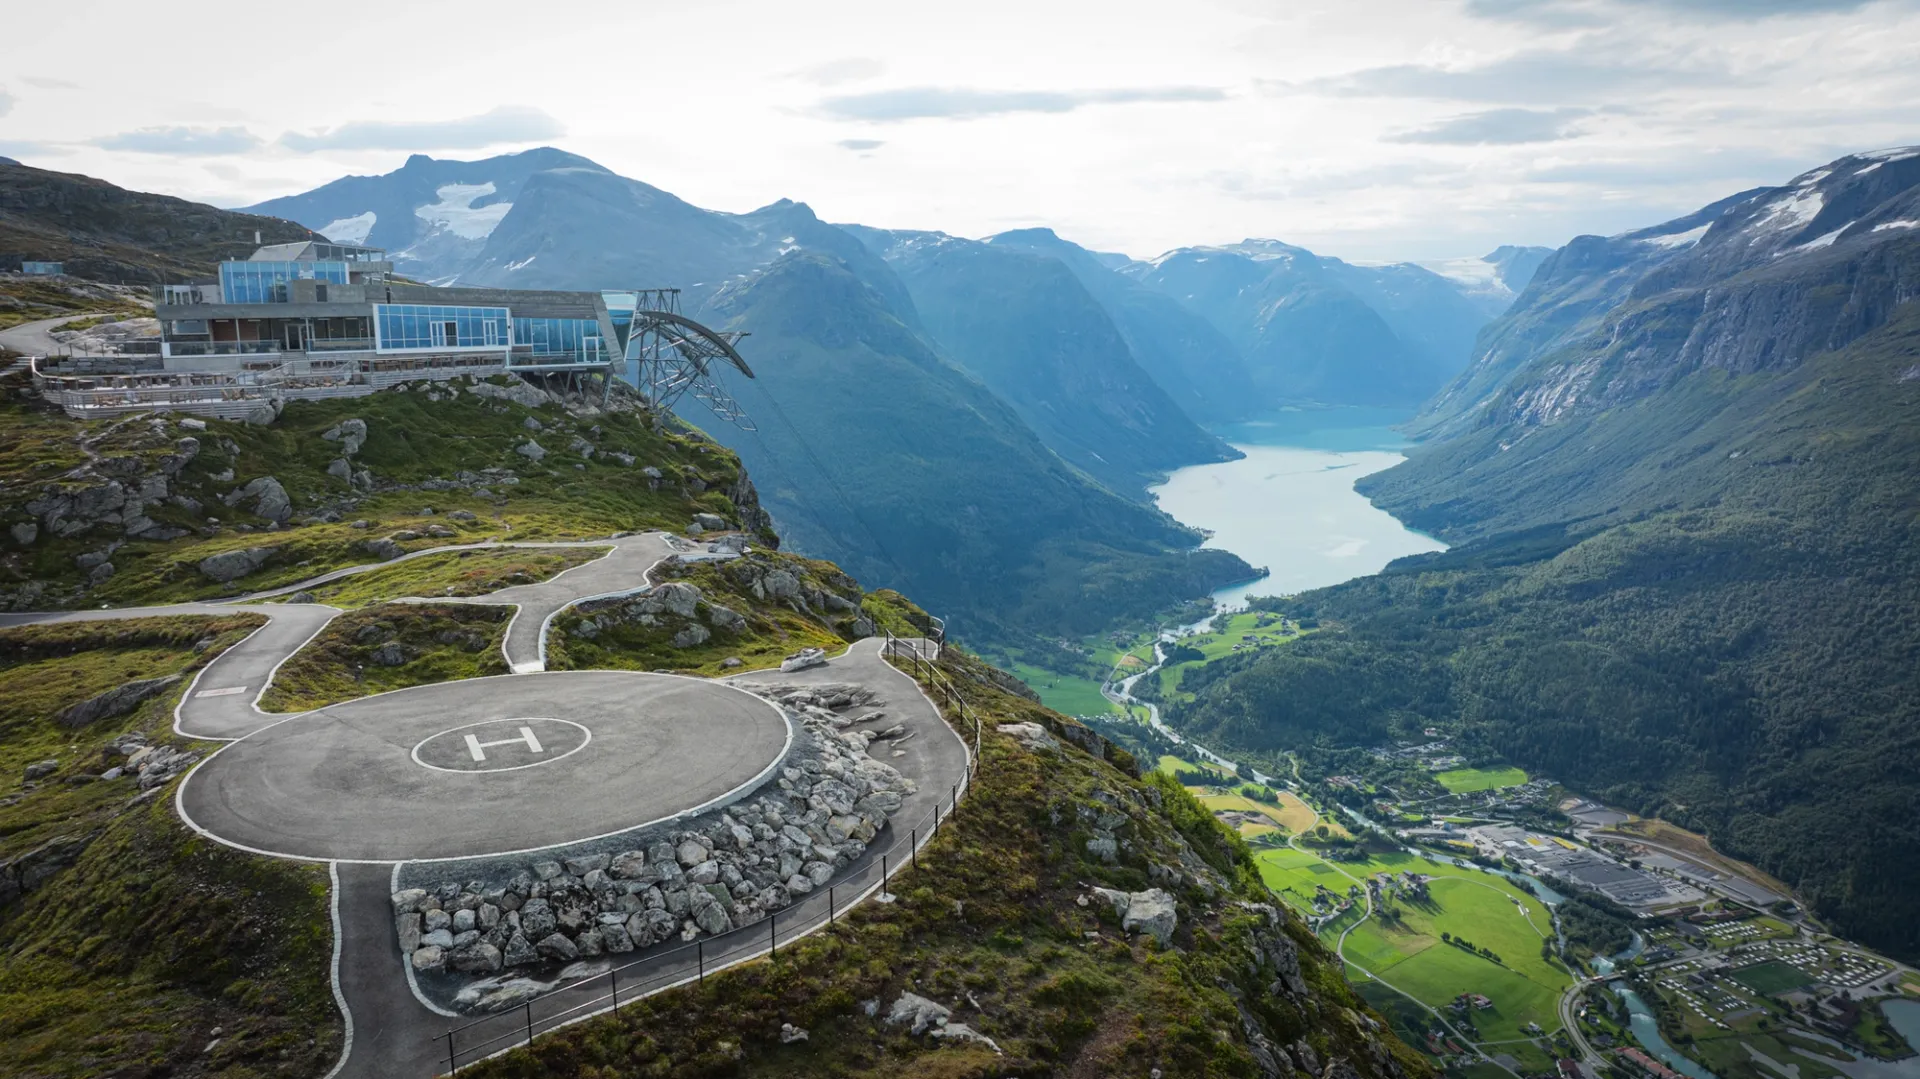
[409,717,591,774]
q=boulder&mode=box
[10,522,36,546]
[932,1023,1002,1053]
[502,931,538,967]
[1122,888,1177,947]
[999,722,1059,752]
[290,591,316,604]
[884,992,952,1036]
[361,537,404,561]
[534,932,577,961]
[448,941,503,974]
[236,476,293,522]
[369,642,409,667]
[515,440,547,462]
[564,853,609,876]
[675,840,709,867]
[321,418,367,456]
[198,546,274,582]
[412,946,446,973]
[609,850,648,879]
[327,458,352,482]
[671,623,711,649]
[780,1023,809,1044]
[780,648,827,673]
[706,603,747,633]
[1091,886,1131,921]
[396,913,423,953]
[692,513,728,531]
[54,675,179,728]
[24,759,58,780]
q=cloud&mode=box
[1467,0,1886,22]
[0,139,69,160]
[791,57,886,86]
[22,76,80,90]
[1280,48,1761,104]
[0,88,12,118]
[837,138,885,151]
[279,105,565,152]
[1386,107,1592,145]
[815,85,1227,122]
[93,126,263,155]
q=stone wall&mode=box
[394,684,915,1011]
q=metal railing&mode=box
[434,628,983,1075]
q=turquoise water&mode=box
[1151,408,1447,609]
[1614,985,1720,1079]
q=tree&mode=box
[1443,932,1453,943]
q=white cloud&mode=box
[94,126,262,154]
[2,0,1915,261]
[815,85,1228,122]
[279,106,565,152]
[22,76,80,90]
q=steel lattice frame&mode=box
[626,304,757,431]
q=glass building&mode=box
[374,304,511,351]
[220,260,350,303]
[513,316,607,361]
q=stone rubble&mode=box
[395,700,916,1006]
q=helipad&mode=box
[177,671,792,862]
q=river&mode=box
[1150,407,1446,611]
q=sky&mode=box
[1,0,1917,262]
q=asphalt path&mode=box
[0,312,105,358]
[3,531,976,1077]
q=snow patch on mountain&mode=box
[1757,188,1824,231]
[1643,223,1711,249]
[415,182,512,240]
[318,211,376,245]
[1873,219,1918,232]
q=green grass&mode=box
[549,552,859,677]
[454,640,1437,1079]
[1011,661,1120,717]
[1158,612,1307,698]
[0,373,759,610]
[256,602,509,712]
[273,544,609,608]
[0,616,340,1075]
[1729,960,1813,995]
[1434,766,1529,794]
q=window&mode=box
[512,316,609,361]
[315,284,328,302]
[373,304,510,352]
[219,260,349,304]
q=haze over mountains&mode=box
[232,147,1540,647]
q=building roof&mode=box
[247,240,387,263]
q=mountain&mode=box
[1119,240,1496,407]
[695,252,1254,645]
[1161,146,1920,960]
[983,227,1264,423]
[248,152,1254,641]
[245,147,607,282]
[1,160,316,282]
[845,227,1238,492]
[1413,245,1555,319]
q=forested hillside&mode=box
[1164,150,1920,961]
[701,253,1254,648]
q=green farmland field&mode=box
[1434,766,1529,794]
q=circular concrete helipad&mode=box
[178,671,791,862]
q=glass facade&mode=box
[220,260,349,303]
[375,304,510,351]
[513,316,607,361]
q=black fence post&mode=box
[445,1030,456,1075]
[882,852,888,888]
[829,885,836,924]
[524,1000,534,1049]
[770,910,777,960]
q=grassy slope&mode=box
[274,545,608,608]
[465,648,1434,1079]
[1168,305,1920,960]
[0,617,339,1077]
[257,602,510,712]
[1434,767,1528,795]
[0,372,756,609]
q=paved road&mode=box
[3,533,976,1077]
[0,312,104,358]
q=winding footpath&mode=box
[1,531,973,1077]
